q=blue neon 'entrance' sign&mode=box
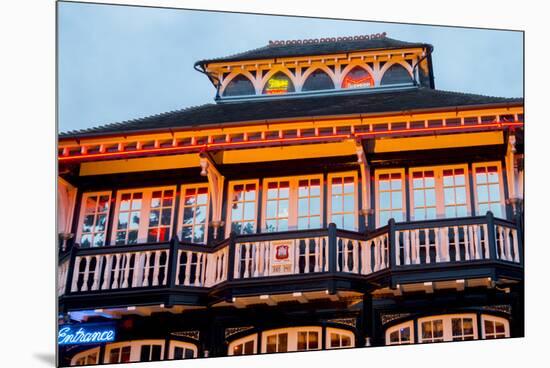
[58,322,116,345]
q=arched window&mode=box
[263,72,295,95]
[302,69,335,91]
[380,64,413,85]
[222,74,255,97]
[341,66,374,89]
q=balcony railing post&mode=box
[514,212,524,267]
[328,223,337,274]
[64,243,79,296]
[167,236,180,288]
[388,218,397,270]
[486,211,498,261]
[227,232,236,282]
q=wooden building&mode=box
[57,34,524,366]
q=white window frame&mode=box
[481,314,510,339]
[417,314,478,343]
[326,327,355,349]
[228,334,258,356]
[409,164,471,221]
[168,340,198,359]
[71,347,100,366]
[104,340,165,364]
[375,168,406,227]
[261,174,324,232]
[177,183,210,244]
[385,321,414,345]
[327,171,359,231]
[472,162,506,218]
[261,326,322,353]
[111,186,176,245]
[76,191,112,247]
[226,179,260,237]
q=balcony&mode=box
[58,212,523,312]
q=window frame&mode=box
[177,183,210,244]
[71,347,100,366]
[110,186,177,245]
[375,168,406,227]
[408,164,471,221]
[228,334,259,356]
[481,314,510,339]
[326,327,355,349]
[104,340,165,364]
[385,321,414,345]
[76,191,112,248]
[472,161,506,219]
[261,174,324,232]
[417,314,478,343]
[260,326,322,353]
[327,171,359,231]
[168,340,198,359]
[225,179,260,237]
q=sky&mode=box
[57,2,523,133]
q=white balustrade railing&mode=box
[396,224,490,266]
[174,247,229,287]
[70,249,170,292]
[58,260,69,296]
[494,224,521,263]
[337,232,389,274]
[234,236,328,279]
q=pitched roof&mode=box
[195,37,430,66]
[60,88,523,139]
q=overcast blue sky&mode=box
[58,2,523,133]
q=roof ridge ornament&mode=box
[268,32,387,47]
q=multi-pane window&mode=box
[73,350,98,365]
[263,176,323,232]
[140,344,163,362]
[173,346,196,359]
[228,335,257,356]
[410,165,470,221]
[170,341,198,359]
[474,163,504,218]
[412,170,437,220]
[482,315,509,339]
[386,322,413,345]
[113,187,175,245]
[420,319,444,343]
[451,317,475,341]
[328,331,353,348]
[297,331,319,351]
[78,192,111,247]
[266,332,288,353]
[228,181,258,235]
[265,180,290,232]
[180,185,209,243]
[108,346,131,364]
[297,178,322,230]
[329,173,357,230]
[443,168,468,218]
[377,171,405,226]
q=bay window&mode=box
[262,175,323,232]
[112,187,176,245]
[473,162,505,218]
[179,184,209,243]
[77,192,111,247]
[328,172,357,230]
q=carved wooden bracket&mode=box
[199,152,225,239]
[356,141,371,228]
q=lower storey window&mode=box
[228,335,257,356]
[482,314,510,339]
[169,340,198,359]
[386,321,413,345]
[71,348,99,366]
[104,340,166,364]
[327,328,355,349]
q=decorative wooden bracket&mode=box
[504,134,522,215]
[355,141,372,228]
[199,151,225,239]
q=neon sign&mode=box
[58,323,116,345]
[265,76,291,94]
[342,74,374,89]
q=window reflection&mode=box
[181,186,209,243]
[378,172,404,225]
[475,165,503,217]
[230,183,257,234]
[331,176,356,230]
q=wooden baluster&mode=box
[252,243,259,277]
[434,228,441,263]
[111,254,121,289]
[352,240,359,273]
[395,231,401,266]
[474,225,483,260]
[469,225,477,260]
[264,242,270,276]
[71,257,82,292]
[234,244,241,279]
[121,254,131,289]
[173,250,182,286]
[512,229,520,263]
[149,251,158,286]
[482,224,490,260]
[201,252,207,286]
[101,254,112,290]
[403,231,410,265]
[183,251,192,286]
[341,240,348,272]
[243,244,251,278]
[504,227,513,261]
[91,255,103,291]
[131,252,143,287]
[443,227,450,262]
[295,240,301,274]
[373,239,380,272]
[463,226,470,260]
[304,239,310,274]
[383,234,389,268]
[81,256,91,291]
[314,238,320,272]
[193,253,202,286]
[215,252,221,283]
[257,242,264,277]
[453,226,461,261]
[424,229,431,264]
[380,237,386,269]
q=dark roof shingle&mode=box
[60,88,523,139]
[195,37,430,66]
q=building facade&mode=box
[57,34,524,366]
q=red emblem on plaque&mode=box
[275,245,289,260]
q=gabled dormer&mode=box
[194,33,434,102]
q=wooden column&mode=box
[199,152,225,240]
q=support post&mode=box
[167,236,180,292]
[388,218,397,270]
[486,212,497,261]
[227,232,236,282]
